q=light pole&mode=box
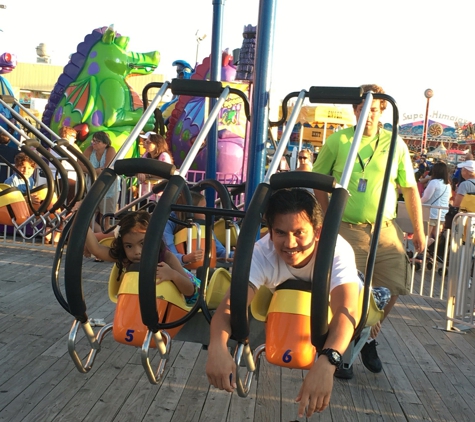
[195,30,207,65]
[421,88,433,154]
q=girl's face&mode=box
[144,139,157,154]
[122,230,146,263]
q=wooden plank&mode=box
[228,366,258,422]
[350,362,384,421]
[167,348,211,422]
[424,371,474,422]
[329,376,358,421]
[280,368,305,422]
[254,356,281,422]
[383,318,441,373]
[402,366,455,422]
[50,338,139,421]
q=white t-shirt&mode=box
[49,146,78,181]
[249,233,361,293]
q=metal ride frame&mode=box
[58,79,248,384]
[228,87,403,396]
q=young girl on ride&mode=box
[85,210,200,305]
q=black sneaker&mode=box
[360,340,382,373]
[334,365,354,379]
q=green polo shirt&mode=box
[313,127,415,224]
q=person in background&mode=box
[420,161,451,240]
[164,191,233,265]
[0,129,17,182]
[50,126,83,203]
[453,160,475,207]
[312,84,425,378]
[296,148,314,172]
[452,152,473,189]
[82,131,120,231]
[136,132,173,201]
[4,152,36,194]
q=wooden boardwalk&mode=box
[1,243,475,422]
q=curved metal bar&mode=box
[233,342,258,398]
[67,319,113,373]
[51,213,75,313]
[230,183,273,342]
[140,329,171,385]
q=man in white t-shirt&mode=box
[206,188,372,417]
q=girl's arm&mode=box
[156,250,195,296]
[85,228,115,262]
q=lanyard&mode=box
[357,131,380,173]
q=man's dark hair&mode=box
[265,188,323,231]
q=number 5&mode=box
[125,329,134,342]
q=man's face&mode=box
[269,211,318,268]
[354,99,383,135]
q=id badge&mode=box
[357,178,367,192]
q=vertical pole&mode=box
[205,0,225,206]
[421,88,433,154]
[244,0,278,208]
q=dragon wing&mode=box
[63,77,97,121]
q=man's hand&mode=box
[295,356,335,417]
[411,229,425,254]
[206,345,236,392]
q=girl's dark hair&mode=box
[93,131,111,147]
[265,188,323,232]
[146,133,173,163]
[431,161,449,184]
[109,210,166,276]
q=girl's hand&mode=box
[156,261,173,284]
[137,173,146,183]
[183,249,203,264]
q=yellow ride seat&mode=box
[0,183,31,225]
[174,224,217,269]
[250,283,384,370]
[108,264,232,348]
[213,218,239,248]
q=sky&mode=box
[1,0,473,126]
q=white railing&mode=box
[445,212,475,331]
[397,202,451,300]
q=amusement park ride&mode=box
[0,0,412,409]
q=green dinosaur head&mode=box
[94,25,160,77]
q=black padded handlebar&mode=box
[171,78,224,98]
[230,183,273,342]
[64,169,118,322]
[114,158,176,179]
[270,171,336,193]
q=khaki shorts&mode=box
[97,194,118,216]
[339,220,411,295]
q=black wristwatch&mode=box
[318,348,342,368]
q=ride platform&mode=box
[0,242,474,421]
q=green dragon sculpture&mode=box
[42,26,160,153]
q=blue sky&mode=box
[1,0,473,126]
